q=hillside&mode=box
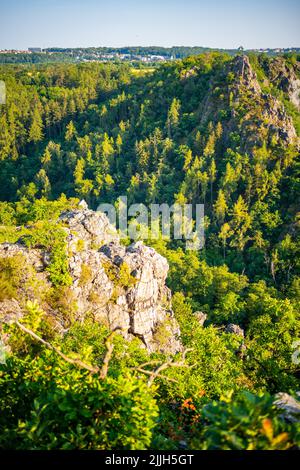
[0,52,300,450]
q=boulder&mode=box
[194,311,207,326]
[0,207,182,355]
[226,323,245,337]
[0,299,23,324]
[274,392,300,422]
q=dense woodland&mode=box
[0,52,300,449]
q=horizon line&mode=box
[1,45,300,51]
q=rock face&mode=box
[0,207,181,354]
[226,323,244,337]
[200,55,298,152]
[274,392,300,422]
[60,206,119,249]
[194,311,207,327]
[232,54,262,95]
[0,299,22,324]
[232,55,298,148]
[262,57,300,110]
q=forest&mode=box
[0,51,300,450]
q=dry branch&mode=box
[131,348,194,386]
[99,327,122,379]
[14,321,193,386]
[15,320,99,374]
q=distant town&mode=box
[0,46,299,64]
[0,47,174,63]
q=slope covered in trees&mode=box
[0,53,300,449]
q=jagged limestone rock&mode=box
[78,199,89,210]
[0,299,23,324]
[200,55,298,152]
[274,392,300,422]
[232,54,262,95]
[59,206,119,250]
[262,56,300,110]
[233,55,298,147]
[194,311,207,326]
[0,208,182,354]
[226,323,245,337]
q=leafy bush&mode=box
[0,255,27,301]
[191,391,300,450]
[0,354,158,450]
[19,221,72,287]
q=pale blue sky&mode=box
[0,0,299,50]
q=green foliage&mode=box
[191,391,300,450]
[102,260,137,291]
[170,293,248,399]
[17,220,72,287]
[0,53,300,451]
[0,354,158,450]
[78,263,93,287]
[76,239,85,252]
[245,291,300,391]
[46,240,72,287]
[46,286,78,327]
[6,300,53,354]
[0,255,27,301]
[152,318,174,348]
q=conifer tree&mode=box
[29,106,43,143]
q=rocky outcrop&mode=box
[232,54,262,95]
[231,55,298,148]
[60,201,119,249]
[263,57,300,110]
[261,93,297,143]
[0,299,22,324]
[200,55,298,152]
[274,392,300,423]
[194,311,207,326]
[226,323,244,337]
[0,206,181,354]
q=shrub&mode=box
[103,260,136,288]
[191,391,300,450]
[20,221,72,287]
[78,263,93,286]
[47,286,78,326]
[76,239,85,252]
[0,255,27,301]
[0,354,159,450]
